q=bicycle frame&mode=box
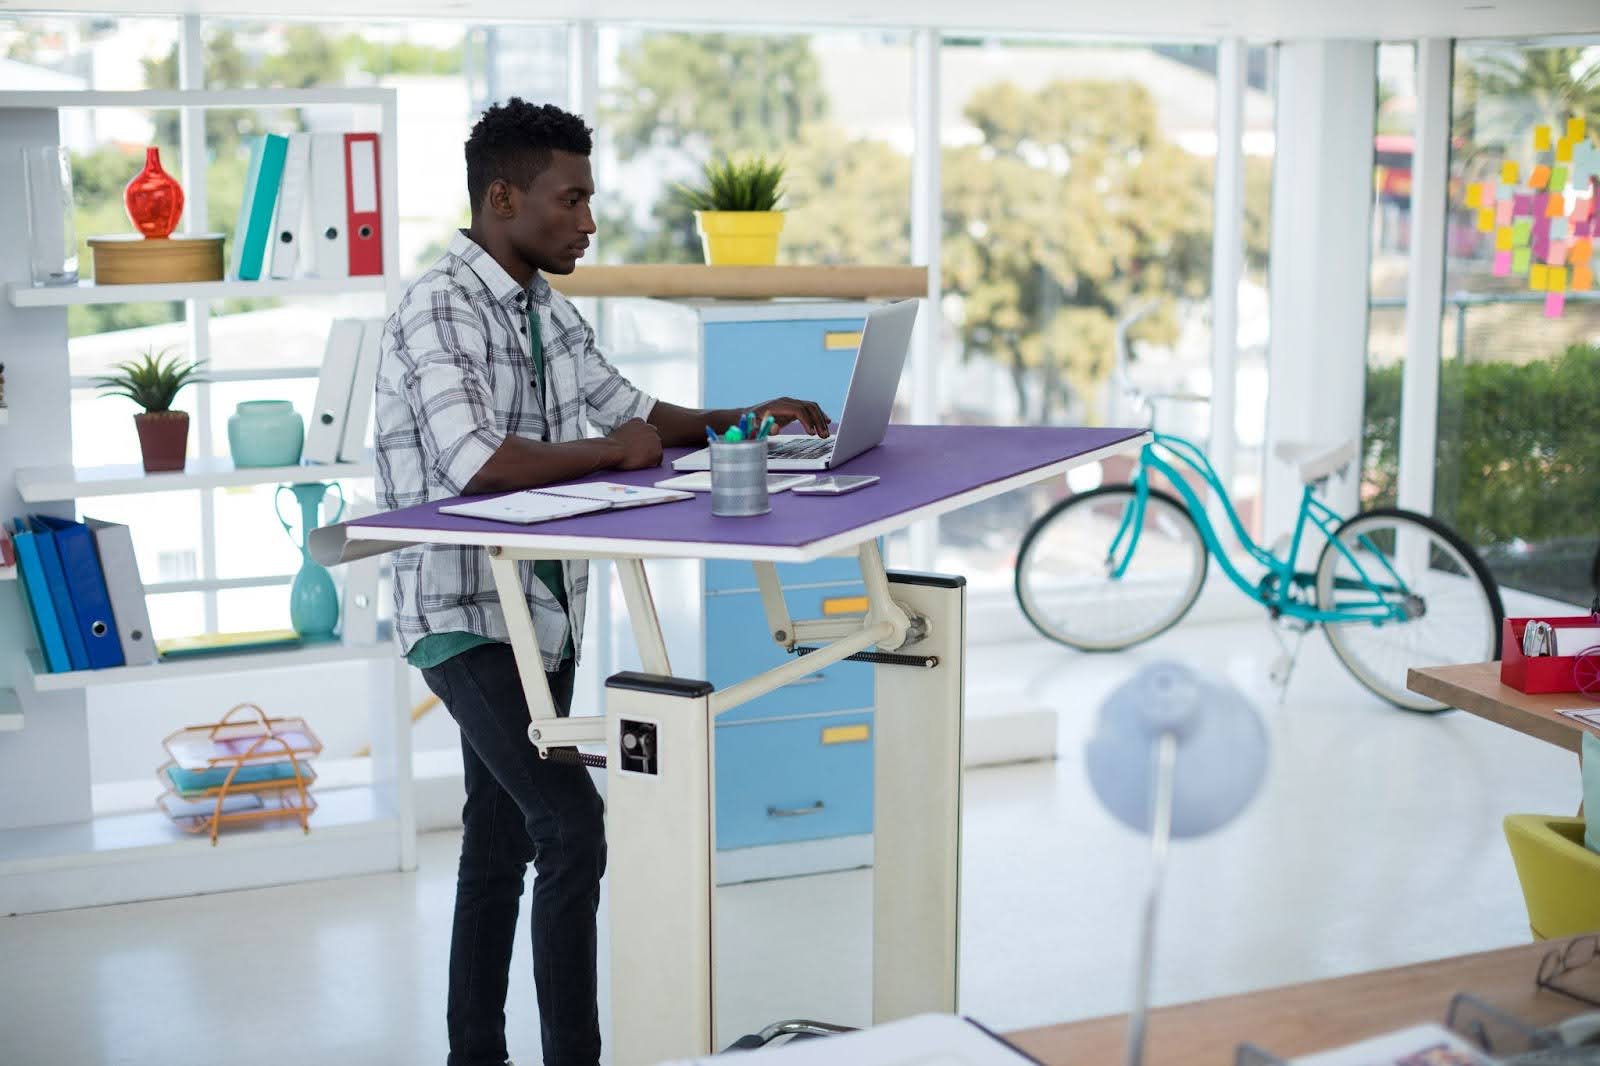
[1107,433,1413,626]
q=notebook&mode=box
[439,481,694,525]
[653,472,817,494]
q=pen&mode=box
[755,414,775,440]
[706,425,718,444]
[739,412,751,437]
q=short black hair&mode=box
[464,98,592,213]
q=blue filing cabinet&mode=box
[699,305,878,872]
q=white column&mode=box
[1396,39,1452,517]
[1209,38,1245,534]
[1263,41,1377,541]
[909,28,942,569]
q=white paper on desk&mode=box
[657,1014,1036,1065]
[538,481,693,509]
[1288,1023,1493,1065]
[438,491,609,525]
[1553,627,1600,655]
[1558,708,1600,728]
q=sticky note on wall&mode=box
[1535,125,1553,151]
[1547,193,1566,218]
[1477,207,1496,232]
[1557,138,1575,163]
[1493,250,1512,276]
[1550,266,1568,292]
[1575,264,1595,291]
[1573,238,1594,265]
[1569,116,1587,140]
[1513,218,1533,245]
[1552,165,1569,190]
[1465,183,1483,208]
[1513,247,1532,275]
[1495,226,1514,251]
[1545,291,1566,317]
[1497,199,1515,226]
[1530,263,1549,290]
[1502,161,1520,184]
[1531,164,1552,190]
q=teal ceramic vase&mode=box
[229,400,304,468]
[276,481,346,639]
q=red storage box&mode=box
[1500,616,1600,694]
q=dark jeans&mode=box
[421,643,606,1066]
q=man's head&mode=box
[464,98,595,275]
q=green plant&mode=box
[94,347,205,414]
[674,156,787,212]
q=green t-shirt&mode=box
[407,307,573,673]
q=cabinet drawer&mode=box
[702,318,864,415]
[706,586,874,724]
[715,712,874,850]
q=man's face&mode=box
[506,149,596,275]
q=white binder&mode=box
[338,317,384,462]
[303,319,364,464]
[308,132,349,279]
[267,132,311,280]
[82,518,156,666]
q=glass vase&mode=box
[22,145,79,287]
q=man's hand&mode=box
[607,418,663,470]
[755,397,833,437]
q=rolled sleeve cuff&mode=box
[627,391,658,425]
[434,425,506,496]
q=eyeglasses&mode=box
[1537,935,1600,1009]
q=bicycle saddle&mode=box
[1274,439,1357,484]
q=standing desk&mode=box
[313,423,1147,1063]
[1408,662,1600,755]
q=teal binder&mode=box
[29,517,89,670]
[230,133,289,281]
[11,519,70,673]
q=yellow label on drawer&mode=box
[821,724,871,745]
[822,595,869,616]
[824,331,864,351]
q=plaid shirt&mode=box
[375,231,655,667]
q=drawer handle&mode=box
[767,800,825,819]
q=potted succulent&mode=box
[94,347,205,472]
[675,156,787,266]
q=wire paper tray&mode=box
[159,787,318,836]
[163,702,322,770]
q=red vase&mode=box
[124,146,185,239]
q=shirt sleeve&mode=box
[578,317,656,435]
[396,288,507,496]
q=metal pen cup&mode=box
[709,438,770,517]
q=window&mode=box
[1440,38,1600,605]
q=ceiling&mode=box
[1,0,1597,39]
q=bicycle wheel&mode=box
[1015,486,1209,651]
[1316,508,1504,712]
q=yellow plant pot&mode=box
[694,210,785,266]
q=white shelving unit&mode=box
[17,456,374,503]
[0,85,414,915]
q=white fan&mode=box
[1085,661,1270,1066]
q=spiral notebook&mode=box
[439,481,693,525]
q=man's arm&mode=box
[647,397,834,448]
[462,422,660,495]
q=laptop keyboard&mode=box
[766,435,836,460]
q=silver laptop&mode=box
[672,299,919,472]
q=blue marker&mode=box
[739,412,751,437]
[706,425,718,444]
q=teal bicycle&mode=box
[1014,322,1503,712]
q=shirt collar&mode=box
[450,230,552,312]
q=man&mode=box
[373,98,830,1066]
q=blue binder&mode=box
[29,517,89,670]
[11,519,70,673]
[33,515,124,669]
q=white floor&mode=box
[0,619,1580,1065]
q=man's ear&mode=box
[485,178,516,220]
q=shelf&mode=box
[28,627,394,691]
[0,784,402,914]
[0,688,19,732]
[549,265,928,300]
[17,454,373,502]
[0,88,394,112]
[8,275,385,308]
[0,567,15,581]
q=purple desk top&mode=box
[348,424,1144,557]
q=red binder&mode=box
[343,132,382,276]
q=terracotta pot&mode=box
[124,146,185,239]
[134,410,190,472]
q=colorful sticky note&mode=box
[1515,193,1534,216]
[1547,193,1565,218]
[1464,182,1482,208]
[1576,264,1595,292]
[1477,206,1496,232]
[1545,290,1566,317]
[1574,143,1600,186]
[1569,116,1586,141]
[1578,219,1594,238]
[1495,226,1514,251]
[1552,217,1570,241]
[1535,125,1553,151]
[1492,250,1512,276]
[1577,198,1595,224]
[1550,266,1568,292]
[1552,165,1569,190]
[1573,238,1594,265]
[1530,263,1549,290]
[1531,164,1552,190]
[1497,199,1515,226]
[1557,138,1575,163]
[1502,161,1520,184]
[1549,241,1568,266]
[1513,218,1533,245]
[1513,247,1532,275]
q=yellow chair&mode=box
[1503,814,1600,940]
